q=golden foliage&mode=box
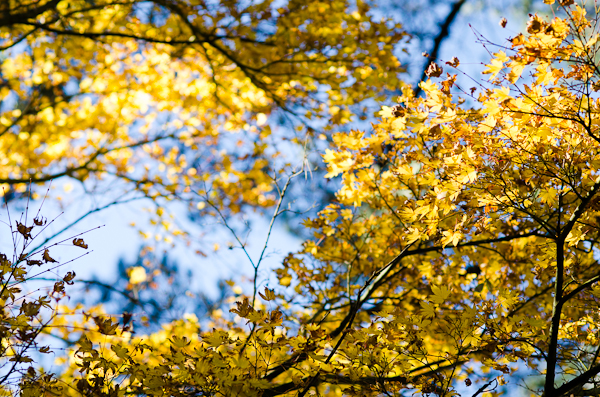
[6,1,600,397]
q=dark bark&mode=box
[0,0,60,28]
[414,0,467,97]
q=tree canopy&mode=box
[0,0,404,218]
[3,0,600,396]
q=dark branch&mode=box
[414,0,467,97]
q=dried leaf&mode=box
[445,57,460,67]
[425,62,443,78]
[268,309,283,324]
[441,74,457,95]
[93,316,119,336]
[122,312,133,327]
[230,297,253,318]
[53,281,65,294]
[33,216,46,226]
[73,238,88,249]
[9,356,33,363]
[258,287,276,301]
[16,222,33,240]
[63,271,76,285]
[43,249,57,263]
[526,14,543,34]
[26,259,42,266]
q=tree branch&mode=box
[414,0,467,97]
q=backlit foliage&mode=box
[6,0,600,397]
[0,198,88,396]
[0,0,405,228]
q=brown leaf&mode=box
[63,271,76,285]
[510,33,525,48]
[268,309,283,324]
[53,281,65,294]
[43,249,57,263]
[309,328,326,339]
[445,57,460,68]
[16,222,33,240]
[499,17,507,28]
[93,316,119,335]
[21,301,41,317]
[391,104,406,118]
[9,356,33,363]
[33,216,46,226]
[73,238,88,249]
[526,14,543,34]
[425,62,443,78]
[441,74,457,95]
[122,312,133,327]
[559,0,574,5]
[258,287,276,301]
[229,297,253,318]
[26,259,42,266]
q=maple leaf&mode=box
[42,249,57,263]
[267,309,283,324]
[441,230,462,247]
[9,356,33,363]
[230,297,253,318]
[53,281,65,295]
[111,344,129,360]
[391,104,406,117]
[170,336,191,348]
[420,301,436,318]
[425,62,443,78]
[72,238,88,249]
[527,14,544,34]
[93,316,119,336]
[445,57,460,67]
[26,259,42,266]
[430,285,451,304]
[441,74,457,95]
[258,287,276,301]
[33,216,46,226]
[63,271,76,285]
[483,58,505,80]
[16,222,33,240]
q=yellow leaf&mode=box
[430,285,451,304]
[279,275,292,287]
[420,301,436,318]
[259,287,276,301]
[129,267,147,285]
[441,230,462,247]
